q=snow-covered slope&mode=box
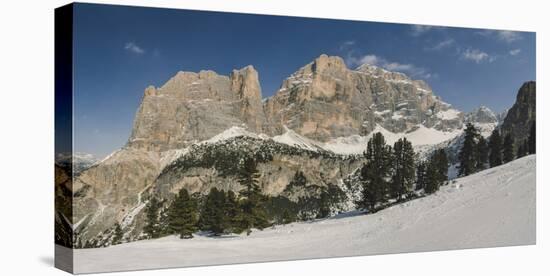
[272,126,326,152]
[324,124,463,155]
[201,126,268,144]
[71,155,535,273]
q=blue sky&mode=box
[72,3,535,157]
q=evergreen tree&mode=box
[357,132,392,211]
[517,139,527,158]
[199,188,226,235]
[424,160,439,194]
[415,161,427,191]
[433,149,448,184]
[424,150,448,194]
[143,196,161,238]
[502,133,515,163]
[390,138,416,200]
[488,129,503,167]
[167,188,198,239]
[317,187,331,218]
[523,139,530,156]
[281,209,295,224]
[223,190,241,233]
[236,157,270,235]
[289,171,307,188]
[112,223,123,245]
[528,121,536,154]
[475,136,489,171]
[458,123,479,176]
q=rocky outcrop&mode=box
[127,67,267,152]
[230,66,268,133]
[500,81,536,142]
[71,148,161,243]
[153,136,362,202]
[264,54,463,142]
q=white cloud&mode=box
[342,40,355,47]
[462,48,495,63]
[339,40,356,51]
[427,38,455,51]
[359,54,379,65]
[410,25,433,36]
[347,54,432,79]
[496,31,522,43]
[477,30,522,43]
[124,42,145,54]
[384,62,414,71]
[509,48,522,56]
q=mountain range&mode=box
[56,54,535,247]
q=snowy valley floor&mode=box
[68,155,536,274]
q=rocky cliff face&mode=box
[153,135,362,202]
[500,81,536,142]
[264,55,463,142]
[128,66,267,152]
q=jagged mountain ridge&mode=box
[265,55,463,142]
[69,54,509,246]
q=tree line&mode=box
[143,157,271,239]
[458,121,535,177]
[356,132,448,212]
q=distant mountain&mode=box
[67,55,531,247]
[56,152,99,174]
[465,105,499,137]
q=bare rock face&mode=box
[264,54,463,142]
[230,66,268,133]
[153,137,362,202]
[128,67,267,152]
[72,148,161,243]
[264,55,371,141]
[500,81,536,142]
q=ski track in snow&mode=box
[70,155,536,274]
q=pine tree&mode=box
[458,123,479,176]
[415,161,427,191]
[424,150,448,194]
[475,136,489,171]
[167,188,198,239]
[289,171,307,188]
[236,157,270,235]
[517,140,527,158]
[199,188,226,235]
[317,187,331,218]
[390,138,416,200]
[528,121,536,154]
[424,160,439,194]
[502,133,515,163]
[488,129,503,167]
[112,223,124,245]
[433,149,448,184]
[357,132,392,212]
[223,190,241,233]
[281,209,295,224]
[143,196,161,238]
